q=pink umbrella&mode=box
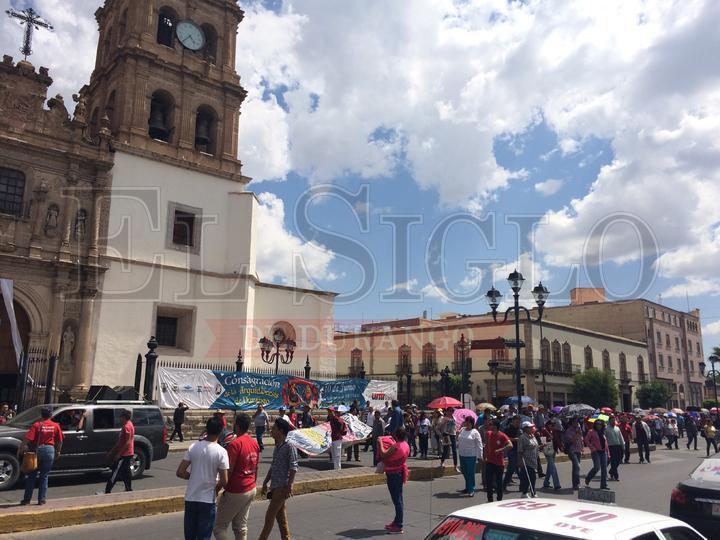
[453,408,477,428]
[428,396,463,409]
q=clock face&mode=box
[176,20,205,51]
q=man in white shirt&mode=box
[277,407,293,427]
[176,416,229,540]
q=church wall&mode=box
[250,283,336,374]
[108,151,254,274]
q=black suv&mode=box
[0,401,169,490]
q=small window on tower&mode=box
[172,211,195,247]
[195,106,217,155]
[201,24,217,63]
[156,316,178,347]
[157,8,176,47]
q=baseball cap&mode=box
[521,421,534,429]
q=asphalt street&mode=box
[0,442,376,504]
[3,445,707,540]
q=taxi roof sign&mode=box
[444,498,700,540]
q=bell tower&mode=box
[81,0,248,182]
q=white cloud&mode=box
[703,321,720,336]
[534,179,564,196]
[559,138,580,154]
[661,278,720,299]
[254,193,336,287]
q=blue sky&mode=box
[3,0,720,355]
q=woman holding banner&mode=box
[378,427,410,535]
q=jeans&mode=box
[408,433,417,456]
[459,455,477,493]
[519,465,536,495]
[666,435,679,449]
[687,432,698,450]
[441,435,458,466]
[258,487,291,540]
[637,440,651,463]
[184,500,216,540]
[569,451,581,489]
[608,445,623,479]
[346,443,359,461]
[585,451,608,489]
[105,455,133,493]
[386,471,404,528]
[255,426,265,451]
[485,462,504,502]
[170,422,184,442]
[418,433,429,457]
[623,440,631,463]
[706,437,718,457]
[213,488,256,540]
[503,448,517,487]
[542,453,560,489]
[23,445,54,503]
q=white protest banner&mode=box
[286,414,371,456]
[0,279,23,368]
[363,380,398,409]
[157,367,224,409]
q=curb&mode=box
[0,445,656,534]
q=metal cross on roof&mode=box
[6,7,54,60]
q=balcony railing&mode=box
[638,373,649,383]
[395,362,411,376]
[533,359,581,377]
[620,369,631,381]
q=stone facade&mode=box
[541,292,705,408]
[335,314,648,410]
[0,55,114,395]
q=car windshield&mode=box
[426,517,575,540]
[5,405,60,428]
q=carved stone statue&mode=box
[74,209,87,241]
[60,325,75,366]
[44,204,59,237]
[72,93,87,125]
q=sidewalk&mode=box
[167,437,274,453]
[0,445,655,534]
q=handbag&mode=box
[21,451,37,474]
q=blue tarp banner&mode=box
[156,367,388,410]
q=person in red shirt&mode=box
[105,409,135,493]
[484,419,513,502]
[329,408,347,470]
[619,416,633,464]
[20,406,63,505]
[213,413,260,540]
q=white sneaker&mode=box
[455,466,462,473]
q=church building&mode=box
[0,0,337,400]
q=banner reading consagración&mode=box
[157,367,397,411]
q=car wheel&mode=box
[129,449,147,479]
[0,452,20,491]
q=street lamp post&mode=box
[488,360,499,405]
[235,349,243,372]
[419,356,439,404]
[259,329,296,375]
[440,366,451,396]
[700,354,719,406]
[457,334,471,407]
[486,270,549,409]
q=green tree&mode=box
[702,399,719,410]
[572,368,618,409]
[636,381,673,409]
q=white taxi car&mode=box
[424,498,706,540]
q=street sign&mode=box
[578,486,616,505]
[470,338,506,350]
[504,339,525,349]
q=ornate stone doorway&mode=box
[0,299,31,403]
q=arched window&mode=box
[148,91,174,142]
[551,340,561,372]
[157,7,177,47]
[194,105,218,154]
[602,349,611,371]
[398,345,411,372]
[0,168,26,217]
[105,91,116,133]
[619,352,627,379]
[350,348,362,373]
[89,107,99,137]
[562,342,572,372]
[637,356,645,380]
[201,23,218,63]
[584,346,593,370]
[422,343,436,365]
[540,338,550,371]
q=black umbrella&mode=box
[559,403,596,418]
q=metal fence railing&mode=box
[17,347,59,411]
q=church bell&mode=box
[149,106,168,140]
[195,115,211,148]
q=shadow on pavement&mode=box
[336,528,390,538]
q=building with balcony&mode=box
[542,289,706,408]
[335,312,648,410]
